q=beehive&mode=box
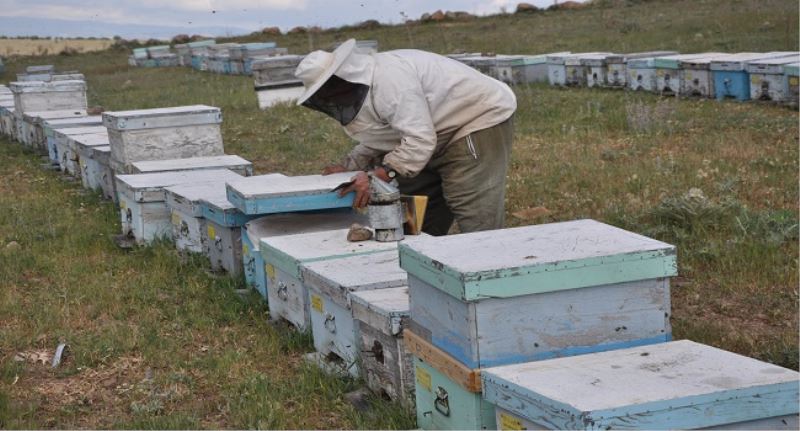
[74,135,110,187]
[241,211,368,299]
[226,171,357,215]
[711,52,797,101]
[604,51,677,88]
[53,126,107,173]
[482,341,799,430]
[746,55,800,102]
[679,53,734,97]
[564,53,612,87]
[251,55,306,109]
[24,109,87,153]
[654,53,725,96]
[301,251,410,377]
[64,132,108,176]
[785,62,800,107]
[626,57,659,91]
[10,80,87,115]
[174,44,190,66]
[197,174,286,274]
[44,115,102,165]
[164,181,224,253]
[0,98,14,138]
[102,105,224,173]
[16,64,55,81]
[400,219,676,369]
[130,155,253,176]
[350,286,414,406]
[259,229,398,330]
[493,54,559,85]
[115,169,241,244]
[77,144,112,197]
[579,53,614,87]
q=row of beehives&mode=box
[449,51,800,106]
[2,68,799,431]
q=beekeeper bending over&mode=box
[295,39,516,235]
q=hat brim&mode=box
[296,39,358,105]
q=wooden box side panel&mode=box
[109,124,224,165]
[413,359,496,430]
[356,320,415,407]
[266,264,311,330]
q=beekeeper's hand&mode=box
[322,164,347,175]
[338,171,370,208]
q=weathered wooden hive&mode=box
[350,286,414,406]
[241,211,368,300]
[578,53,614,87]
[300,250,410,377]
[710,52,797,101]
[653,53,722,96]
[603,51,676,88]
[492,54,558,85]
[65,132,108,177]
[259,228,398,331]
[10,80,88,120]
[77,143,113,198]
[226,171,357,215]
[130,155,252,176]
[251,55,306,109]
[174,44,190,66]
[44,115,102,165]
[564,53,612,87]
[399,219,677,430]
[678,53,733,97]
[482,340,799,430]
[102,105,225,174]
[115,169,241,244]
[21,109,86,151]
[746,54,800,102]
[785,62,800,107]
[0,95,15,138]
[53,126,107,173]
[16,64,55,81]
[164,181,222,253]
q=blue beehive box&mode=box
[711,52,798,101]
[226,171,358,215]
[482,340,799,430]
[241,210,367,300]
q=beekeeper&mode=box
[295,39,516,235]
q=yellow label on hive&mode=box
[265,263,275,281]
[242,244,249,255]
[656,69,664,77]
[416,366,432,392]
[119,200,127,210]
[311,294,323,313]
[499,412,525,430]
[751,75,760,84]
[207,224,216,239]
[171,211,181,226]
[789,77,799,86]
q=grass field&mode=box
[1,0,799,428]
[0,39,113,57]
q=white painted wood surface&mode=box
[115,169,241,203]
[130,155,252,175]
[102,105,221,130]
[243,211,368,253]
[483,340,799,429]
[228,171,358,199]
[108,124,224,169]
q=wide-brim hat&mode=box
[295,39,357,105]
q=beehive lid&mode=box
[710,52,798,71]
[243,210,368,252]
[482,340,799,430]
[626,57,658,68]
[46,115,102,127]
[9,80,86,93]
[259,228,401,278]
[102,105,222,131]
[745,55,800,74]
[579,53,615,66]
[131,155,252,174]
[564,53,613,66]
[27,109,87,122]
[251,55,305,70]
[653,53,726,69]
[200,173,285,227]
[187,39,216,48]
[27,65,54,73]
[165,180,225,217]
[57,126,108,138]
[785,63,800,75]
[226,171,358,215]
[115,169,241,203]
[89,145,110,160]
[71,133,110,149]
[348,286,409,319]
[51,73,85,81]
[243,42,277,51]
[301,251,408,302]
[605,51,679,64]
[399,219,677,301]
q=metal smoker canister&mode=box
[368,177,404,242]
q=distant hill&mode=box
[0,16,250,40]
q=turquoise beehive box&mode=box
[226,171,357,215]
[482,340,799,430]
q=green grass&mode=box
[0,0,798,428]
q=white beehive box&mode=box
[579,53,614,87]
[130,155,253,176]
[604,51,677,88]
[654,53,724,95]
[399,219,677,369]
[65,132,108,177]
[10,80,87,114]
[350,286,414,406]
[259,229,399,331]
[493,54,564,85]
[242,211,368,299]
[44,115,102,165]
[746,55,800,102]
[627,57,660,91]
[564,53,612,87]
[226,171,358,215]
[301,251,410,377]
[24,109,87,153]
[115,169,241,244]
[102,105,224,173]
[74,136,111,188]
[164,181,223,253]
[785,62,800,107]
[53,126,107,173]
[482,340,799,430]
[77,144,112,197]
[252,55,305,109]
[679,53,734,97]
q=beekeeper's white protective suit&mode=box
[296,39,517,234]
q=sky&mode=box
[0,0,581,38]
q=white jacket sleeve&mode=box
[375,75,438,178]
